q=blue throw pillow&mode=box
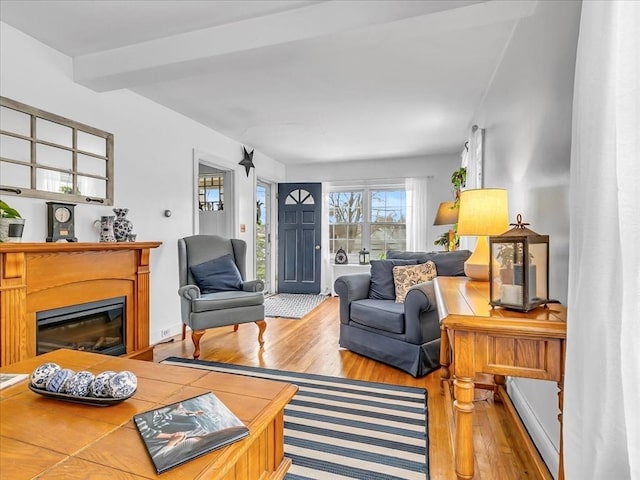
[387,249,472,276]
[190,254,243,293]
[368,259,418,300]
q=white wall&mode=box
[0,22,286,343]
[471,1,581,476]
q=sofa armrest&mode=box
[403,281,438,343]
[242,280,265,292]
[334,273,371,325]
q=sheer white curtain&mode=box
[465,125,484,191]
[405,177,429,252]
[565,2,640,479]
[459,125,484,251]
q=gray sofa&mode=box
[334,249,471,377]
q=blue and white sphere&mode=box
[30,363,61,390]
[108,370,137,398]
[46,368,75,393]
[90,371,116,397]
[67,371,95,397]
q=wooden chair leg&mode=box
[192,329,205,359]
[233,324,239,332]
[255,320,267,346]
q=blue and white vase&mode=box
[99,216,116,242]
[113,208,133,242]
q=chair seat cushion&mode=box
[189,254,243,293]
[350,299,405,334]
[192,290,263,313]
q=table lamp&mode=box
[433,201,459,251]
[457,188,509,281]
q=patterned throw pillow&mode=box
[392,261,437,303]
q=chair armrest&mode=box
[178,284,201,300]
[334,273,370,300]
[242,280,265,292]
[403,281,437,343]
[334,273,371,325]
[406,281,436,309]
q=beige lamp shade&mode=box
[433,202,459,225]
[457,188,509,236]
[457,188,509,281]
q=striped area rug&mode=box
[161,358,429,480]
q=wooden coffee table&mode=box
[0,349,297,479]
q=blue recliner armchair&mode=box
[334,250,470,377]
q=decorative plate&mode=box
[28,384,136,407]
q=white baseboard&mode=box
[507,379,560,479]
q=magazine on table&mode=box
[0,373,29,390]
[133,392,249,474]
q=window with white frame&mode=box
[328,187,406,260]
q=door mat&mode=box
[264,294,328,319]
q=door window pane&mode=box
[285,189,314,205]
[199,175,224,211]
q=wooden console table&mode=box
[434,276,566,480]
[0,242,161,366]
[0,349,297,479]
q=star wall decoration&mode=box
[239,146,255,177]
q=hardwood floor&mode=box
[154,296,540,480]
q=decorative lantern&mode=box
[489,214,549,312]
[358,248,370,265]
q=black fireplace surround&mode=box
[36,297,126,356]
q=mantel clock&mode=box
[46,202,78,242]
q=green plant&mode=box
[495,243,533,268]
[59,185,81,195]
[0,200,21,218]
[433,168,465,251]
[434,232,449,248]
[434,230,460,252]
[451,167,466,205]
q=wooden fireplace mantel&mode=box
[0,242,161,366]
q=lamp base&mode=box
[464,235,490,281]
[464,262,489,281]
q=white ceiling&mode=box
[0,0,537,165]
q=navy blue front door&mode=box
[277,183,321,293]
